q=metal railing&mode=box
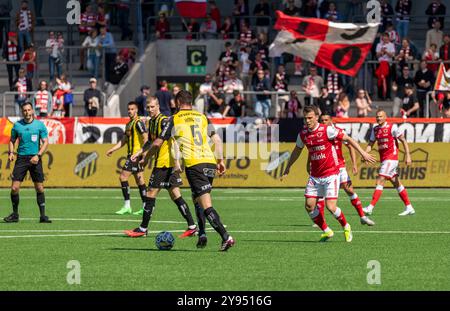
[1,91,106,118]
[351,14,447,24]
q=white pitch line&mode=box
[18,217,186,223]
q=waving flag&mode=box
[175,0,207,18]
[434,63,450,91]
[269,11,378,76]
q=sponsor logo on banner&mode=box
[265,151,290,180]
[42,119,67,144]
[0,150,53,182]
[74,152,98,179]
[75,117,127,144]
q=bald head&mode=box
[376,109,387,125]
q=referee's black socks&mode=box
[11,193,19,215]
[140,197,155,229]
[204,207,229,241]
[37,192,46,217]
[173,197,195,228]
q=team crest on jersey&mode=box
[74,152,98,179]
[383,129,388,134]
[317,132,323,138]
[265,151,290,179]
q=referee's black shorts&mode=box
[185,163,217,199]
[11,155,45,183]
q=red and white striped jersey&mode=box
[296,123,344,178]
[370,122,402,161]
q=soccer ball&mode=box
[155,231,175,250]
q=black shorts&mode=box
[11,155,45,183]
[148,167,182,189]
[185,163,216,199]
[122,156,144,173]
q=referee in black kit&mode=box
[4,102,51,223]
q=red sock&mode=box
[350,194,365,217]
[309,208,328,231]
[317,199,325,218]
[370,185,384,206]
[333,207,347,227]
[397,186,411,206]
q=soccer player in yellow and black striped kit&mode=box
[125,96,198,238]
[133,90,234,251]
[106,102,148,215]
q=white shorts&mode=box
[339,167,351,184]
[379,160,399,179]
[305,174,340,200]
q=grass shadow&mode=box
[107,247,199,253]
[242,239,320,244]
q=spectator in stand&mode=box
[440,92,450,118]
[392,65,413,117]
[200,14,217,39]
[253,0,270,34]
[336,92,350,118]
[344,0,364,22]
[284,90,302,118]
[78,4,97,71]
[3,32,20,91]
[238,21,256,51]
[426,0,446,29]
[250,52,269,84]
[20,43,35,79]
[33,0,44,25]
[218,41,239,71]
[32,80,52,117]
[117,0,132,40]
[283,0,301,16]
[223,90,246,117]
[82,29,101,80]
[224,70,244,104]
[109,55,128,85]
[439,34,450,69]
[317,86,335,116]
[395,38,415,70]
[414,60,435,117]
[170,85,181,114]
[254,32,269,63]
[83,77,103,117]
[272,64,289,117]
[423,43,440,74]
[253,69,272,118]
[318,0,330,18]
[197,74,213,113]
[379,0,394,33]
[301,0,318,18]
[233,0,249,32]
[302,66,324,106]
[220,16,234,40]
[155,12,170,39]
[426,20,444,51]
[15,0,34,51]
[207,82,225,118]
[209,1,221,30]
[155,80,172,116]
[376,32,396,100]
[53,74,72,117]
[239,45,252,91]
[395,0,412,40]
[45,31,64,82]
[215,61,230,90]
[98,26,117,83]
[400,83,420,118]
[325,70,343,100]
[135,85,150,116]
[0,0,12,50]
[184,18,200,40]
[13,68,32,116]
[325,2,341,21]
[355,89,372,117]
[96,4,110,32]
[386,22,400,47]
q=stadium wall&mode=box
[1,143,449,188]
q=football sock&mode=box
[370,185,384,207]
[36,192,46,217]
[333,207,348,227]
[204,207,229,241]
[317,199,325,218]
[195,201,206,236]
[140,197,155,229]
[397,185,411,207]
[138,184,147,203]
[11,193,19,214]
[349,193,365,217]
[309,208,328,231]
[173,197,195,227]
[120,181,130,202]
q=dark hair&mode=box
[376,108,386,114]
[140,85,150,92]
[22,102,33,109]
[303,105,319,116]
[320,112,332,119]
[128,101,138,108]
[175,90,193,106]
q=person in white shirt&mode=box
[223,70,244,104]
[82,29,101,79]
[376,32,396,62]
[45,31,64,81]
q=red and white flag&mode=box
[434,63,450,91]
[269,11,378,76]
[175,0,207,18]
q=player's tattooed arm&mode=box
[281,145,303,181]
[342,133,376,164]
[106,136,127,157]
[397,135,412,165]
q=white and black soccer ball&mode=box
[155,231,175,250]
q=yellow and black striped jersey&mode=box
[125,117,146,156]
[148,113,173,168]
[160,109,216,167]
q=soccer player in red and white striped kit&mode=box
[281,106,376,242]
[363,109,415,216]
